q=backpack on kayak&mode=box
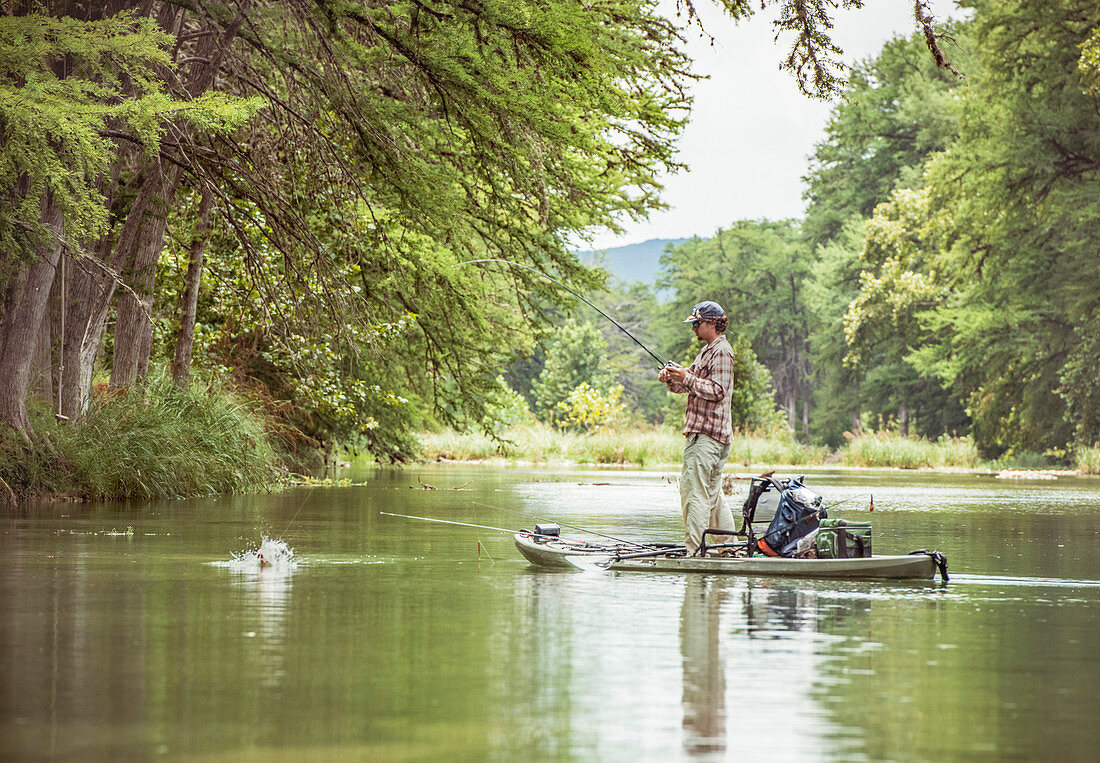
[756,477,827,557]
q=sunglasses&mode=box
[691,320,702,329]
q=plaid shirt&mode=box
[666,335,735,444]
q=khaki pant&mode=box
[680,433,735,554]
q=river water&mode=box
[2,466,1099,760]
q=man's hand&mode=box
[659,362,687,383]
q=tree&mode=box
[842,186,965,438]
[801,24,967,249]
[906,0,1100,456]
[660,220,813,437]
[800,22,968,443]
[531,319,618,424]
[0,8,256,440]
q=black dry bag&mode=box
[757,478,826,557]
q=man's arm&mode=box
[682,349,734,401]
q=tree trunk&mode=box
[851,411,863,437]
[110,8,246,389]
[170,190,213,386]
[110,163,181,389]
[0,266,28,364]
[784,389,796,431]
[0,197,63,440]
[898,404,910,438]
[801,395,809,441]
[33,293,53,406]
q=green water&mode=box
[2,467,1099,760]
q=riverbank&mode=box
[0,373,278,502]
[420,424,1100,473]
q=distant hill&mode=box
[577,238,690,285]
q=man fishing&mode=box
[658,301,737,555]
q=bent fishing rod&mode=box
[456,258,670,369]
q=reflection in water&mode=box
[3,469,1100,759]
[679,577,870,759]
[225,544,295,694]
[680,576,726,755]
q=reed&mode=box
[0,371,278,501]
[64,372,277,499]
[837,432,983,468]
[421,423,829,467]
[1073,445,1100,474]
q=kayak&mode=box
[514,532,941,580]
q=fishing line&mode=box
[826,492,873,510]
[456,258,670,369]
[276,485,314,540]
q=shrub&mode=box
[0,370,278,501]
[555,383,628,432]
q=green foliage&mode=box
[0,371,276,500]
[531,319,618,422]
[903,0,1100,457]
[1073,444,1100,474]
[799,24,968,445]
[485,376,533,429]
[1078,27,1100,93]
[838,432,983,469]
[64,371,276,500]
[0,11,259,271]
[841,185,966,438]
[591,279,670,423]
[156,191,425,464]
[145,0,700,466]
[805,216,866,444]
[554,382,628,432]
[801,25,967,249]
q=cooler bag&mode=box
[817,518,872,558]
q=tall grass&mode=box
[1,371,277,501]
[421,425,991,470]
[1074,445,1100,474]
[421,423,828,467]
[837,432,983,469]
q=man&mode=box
[658,300,737,554]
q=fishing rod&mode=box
[472,500,658,550]
[456,258,670,369]
[380,512,521,535]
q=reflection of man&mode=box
[659,300,737,554]
[680,576,726,755]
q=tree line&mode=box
[0,0,978,471]
[526,0,1100,462]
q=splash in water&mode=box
[229,537,296,571]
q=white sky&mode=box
[585,0,959,250]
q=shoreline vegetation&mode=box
[0,372,278,504]
[6,395,1100,504]
[420,424,1100,475]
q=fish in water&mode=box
[231,537,295,571]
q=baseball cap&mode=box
[682,300,725,323]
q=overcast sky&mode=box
[584,0,960,250]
